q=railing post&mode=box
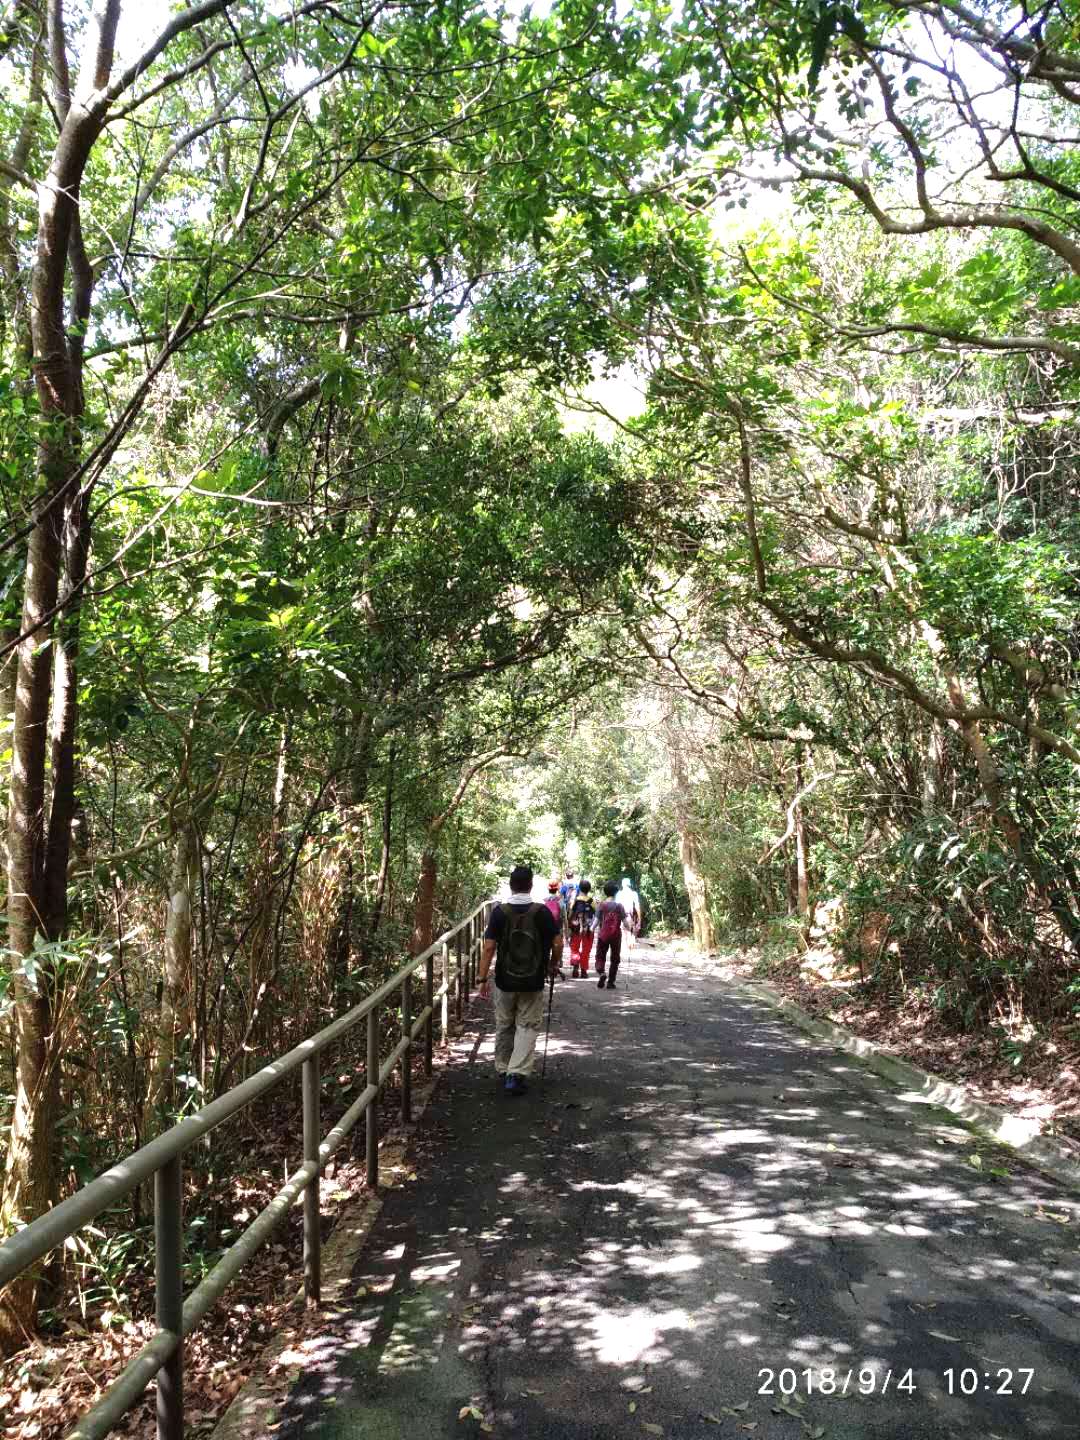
[302,1055,321,1307]
[440,940,450,1045]
[455,929,464,1021]
[424,949,434,1076]
[401,974,412,1125]
[366,1005,379,1188]
[471,913,479,985]
[155,1155,183,1440]
[461,921,470,1008]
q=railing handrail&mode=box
[0,899,488,1288]
[0,898,493,1440]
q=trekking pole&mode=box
[540,965,557,1079]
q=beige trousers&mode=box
[493,985,546,1076]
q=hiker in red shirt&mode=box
[594,881,627,990]
[544,880,566,977]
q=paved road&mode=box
[270,942,1080,1440]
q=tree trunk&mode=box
[408,753,507,958]
[0,638,17,883]
[42,491,90,937]
[679,826,715,952]
[1,0,118,1349]
[793,754,809,921]
[921,723,943,817]
[412,847,438,956]
[665,715,715,951]
[361,757,395,960]
[142,824,197,1142]
[0,496,65,1355]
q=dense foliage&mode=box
[1,0,1078,1362]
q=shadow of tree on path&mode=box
[264,957,1079,1440]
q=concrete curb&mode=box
[718,970,1080,1196]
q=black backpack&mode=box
[571,896,595,932]
[494,903,548,991]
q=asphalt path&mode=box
[269,940,1080,1440]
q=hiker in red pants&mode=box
[594,881,627,990]
[568,880,596,977]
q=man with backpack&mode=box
[594,881,628,990]
[478,865,563,1095]
[568,880,596,978]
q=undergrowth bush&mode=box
[840,816,1066,1028]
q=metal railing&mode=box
[0,900,492,1440]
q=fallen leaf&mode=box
[702,1416,722,1426]
[642,1426,664,1437]
[928,1330,962,1343]
[629,1401,637,1414]
[459,1405,484,1422]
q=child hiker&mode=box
[568,880,596,978]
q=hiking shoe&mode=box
[505,1074,528,1096]
[607,980,617,990]
[597,975,606,989]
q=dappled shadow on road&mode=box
[264,953,1080,1440]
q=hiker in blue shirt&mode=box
[558,869,578,921]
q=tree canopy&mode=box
[1,0,1078,1372]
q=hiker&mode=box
[558,868,578,928]
[545,879,567,976]
[594,881,627,990]
[479,865,563,1095]
[618,875,642,957]
[568,880,596,978]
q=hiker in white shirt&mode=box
[618,876,641,956]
